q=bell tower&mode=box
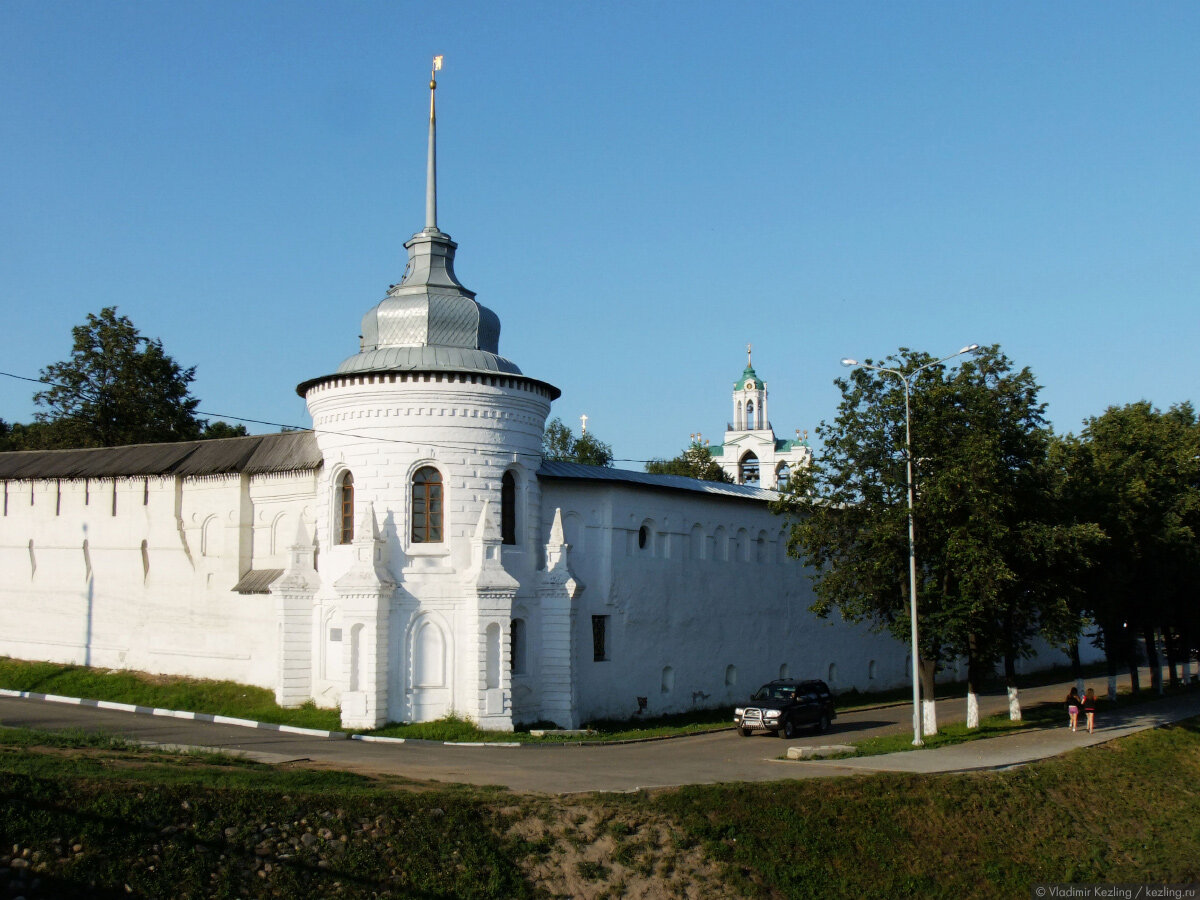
[715,346,811,488]
[732,343,768,431]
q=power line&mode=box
[0,369,661,465]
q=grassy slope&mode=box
[652,718,1200,898]
[1,718,1198,898]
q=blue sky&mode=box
[2,3,1197,463]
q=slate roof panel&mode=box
[0,431,322,480]
[536,460,778,501]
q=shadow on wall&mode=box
[83,523,94,667]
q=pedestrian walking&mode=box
[1083,687,1097,734]
[1066,687,1080,732]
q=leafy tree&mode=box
[541,417,614,467]
[774,346,1096,731]
[33,307,204,448]
[646,442,733,482]
[0,418,60,451]
[200,420,249,440]
[1059,401,1200,697]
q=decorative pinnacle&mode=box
[425,55,443,233]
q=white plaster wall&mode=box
[0,470,316,689]
[304,371,553,723]
[535,480,910,723]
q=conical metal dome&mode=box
[316,60,527,382]
[335,225,521,377]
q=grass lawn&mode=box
[1,716,1198,898]
[0,657,342,731]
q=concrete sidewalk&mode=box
[792,690,1200,776]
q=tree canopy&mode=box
[3,307,246,450]
[1057,401,1200,693]
[646,442,732,482]
[541,417,614,467]
[774,345,1100,728]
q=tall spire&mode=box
[425,54,443,233]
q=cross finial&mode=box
[747,342,753,367]
[580,414,588,434]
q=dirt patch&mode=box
[508,798,736,899]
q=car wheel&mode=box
[781,718,798,740]
[739,726,753,737]
[817,713,831,733]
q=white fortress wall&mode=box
[0,468,317,689]
[537,479,911,723]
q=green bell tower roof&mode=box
[734,345,765,391]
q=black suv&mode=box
[734,679,836,738]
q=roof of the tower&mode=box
[334,226,523,378]
[299,59,555,396]
[734,364,765,391]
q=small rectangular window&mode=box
[591,615,609,662]
[329,628,342,642]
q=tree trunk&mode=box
[919,657,938,736]
[1125,625,1141,695]
[1101,623,1120,700]
[965,635,980,730]
[1164,627,1181,689]
[1144,624,1164,695]
[1070,640,1085,698]
[1004,650,1021,721]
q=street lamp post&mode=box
[840,344,979,747]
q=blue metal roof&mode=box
[537,460,777,501]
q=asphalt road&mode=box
[0,670,1186,794]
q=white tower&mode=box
[292,59,560,729]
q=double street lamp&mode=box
[840,344,979,747]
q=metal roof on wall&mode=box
[536,460,779,502]
[0,430,322,480]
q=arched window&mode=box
[411,466,443,543]
[776,461,791,487]
[746,400,755,430]
[739,452,760,485]
[501,471,516,545]
[337,472,355,545]
[485,623,501,689]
